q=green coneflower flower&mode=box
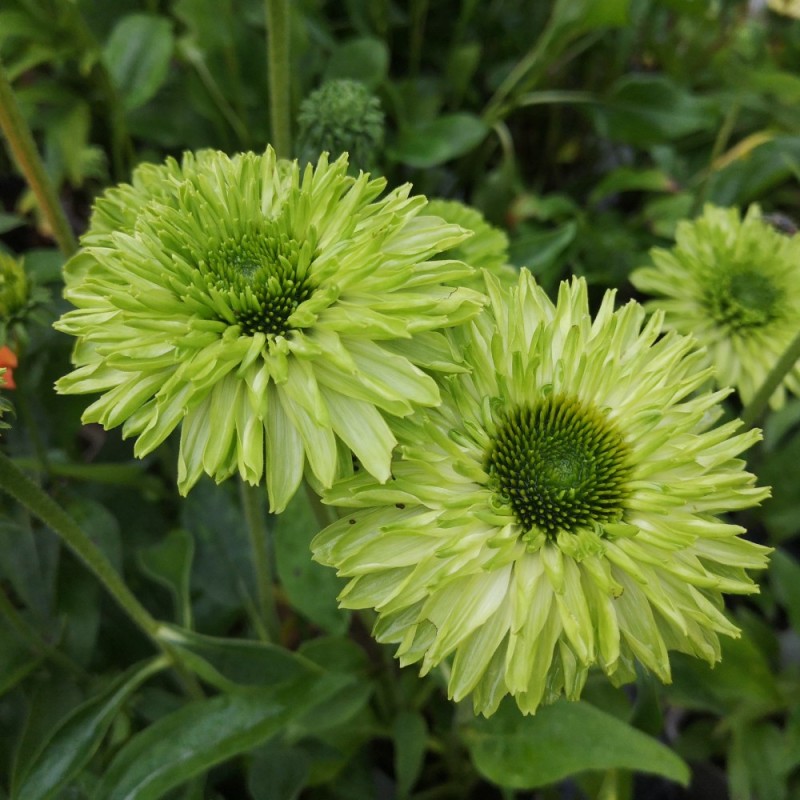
[296,79,385,173]
[630,204,800,408]
[55,147,484,511]
[313,271,770,716]
[424,199,517,291]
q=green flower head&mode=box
[630,204,800,408]
[296,79,385,172]
[313,271,770,716]
[424,199,517,291]
[55,147,484,511]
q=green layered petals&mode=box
[313,271,771,716]
[55,147,485,509]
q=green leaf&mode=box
[273,492,348,635]
[103,14,174,111]
[13,657,166,800]
[730,722,793,800]
[247,742,309,800]
[0,615,42,697]
[589,168,675,205]
[391,114,489,168]
[156,625,319,691]
[392,711,427,799]
[464,699,689,789]
[595,75,715,146]
[551,0,630,33]
[325,37,389,90]
[0,213,23,234]
[93,675,350,800]
[137,530,194,628]
[770,550,800,633]
[666,632,782,716]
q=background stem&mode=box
[0,59,78,257]
[239,480,281,641]
[740,328,800,429]
[265,0,291,157]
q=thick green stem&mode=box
[0,60,77,257]
[740,328,800,429]
[265,0,291,157]
[239,480,280,642]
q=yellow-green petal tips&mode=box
[631,204,800,409]
[54,147,485,511]
[312,270,771,717]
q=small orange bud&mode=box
[0,345,18,389]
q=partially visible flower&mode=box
[313,271,770,716]
[296,79,385,173]
[630,204,800,408]
[0,252,49,347]
[425,199,517,290]
[0,346,17,390]
[55,147,485,511]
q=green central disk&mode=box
[486,395,631,537]
[204,230,315,337]
[705,268,781,331]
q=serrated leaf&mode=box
[464,699,689,789]
[13,657,166,800]
[104,14,174,111]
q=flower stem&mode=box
[265,0,292,157]
[304,479,336,529]
[0,60,77,257]
[0,450,204,697]
[740,327,800,429]
[691,100,740,218]
[239,480,280,642]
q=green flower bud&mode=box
[0,252,28,321]
[296,79,385,172]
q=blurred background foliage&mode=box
[1,0,800,798]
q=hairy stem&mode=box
[265,0,291,157]
[740,327,800,429]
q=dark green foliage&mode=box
[2,1,800,799]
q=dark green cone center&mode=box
[486,395,630,537]
[706,269,781,330]
[205,231,315,337]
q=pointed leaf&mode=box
[94,674,352,800]
[14,658,166,800]
[464,699,689,789]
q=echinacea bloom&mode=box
[0,346,17,390]
[425,199,517,291]
[55,148,484,511]
[630,204,800,408]
[313,271,770,716]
